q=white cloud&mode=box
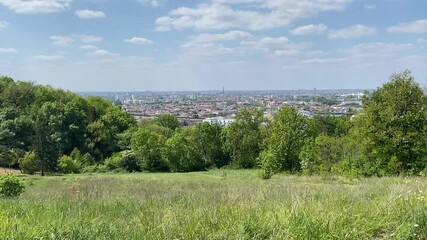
[80,45,98,50]
[363,4,376,10]
[77,35,103,43]
[274,49,299,57]
[0,0,72,14]
[50,35,74,46]
[188,31,252,43]
[33,55,65,61]
[86,49,119,57]
[387,19,427,33]
[75,9,106,19]
[181,32,309,59]
[0,21,9,29]
[0,48,17,53]
[417,38,427,44]
[123,37,153,44]
[291,24,327,35]
[303,57,348,64]
[340,42,413,58]
[138,0,167,7]
[155,0,352,31]
[329,25,376,39]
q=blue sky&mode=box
[0,0,426,91]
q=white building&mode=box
[203,117,235,127]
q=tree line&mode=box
[1,70,427,177]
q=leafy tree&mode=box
[32,102,67,175]
[139,118,173,138]
[58,155,80,174]
[86,106,136,160]
[19,151,40,174]
[355,70,427,175]
[87,96,112,121]
[262,106,307,173]
[131,129,168,172]
[163,129,204,172]
[307,115,351,138]
[223,108,264,168]
[194,122,228,168]
[299,135,345,174]
[156,114,180,131]
[85,120,116,162]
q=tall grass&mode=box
[1,170,426,239]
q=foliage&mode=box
[223,108,264,168]
[354,70,427,175]
[163,129,205,172]
[258,151,281,179]
[131,128,168,172]
[156,114,180,131]
[262,106,307,174]
[104,150,140,172]
[0,174,25,197]
[19,151,40,174]
[193,122,229,168]
[58,155,80,174]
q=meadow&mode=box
[1,170,427,239]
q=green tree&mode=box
[131,129,168,172]
[262,106,307,173]
[194,122,228,168]
[156,114,180,131]
[223,108,264,168]
[163,129,204,172]
[355,70,427,175]
[19,151,40,174]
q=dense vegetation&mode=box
[1,171,426,239]
[1,70,427,177]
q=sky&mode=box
[0,0,427,91]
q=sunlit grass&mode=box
[1,170,426,239]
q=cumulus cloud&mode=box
[363,4,376,10]
[75,9,106,19]
[138,0,167,7]
[0,0,72,14]
[339,42,413,58]
[188,31,252,43]
[79,45,98,50]
[50,35,74,46]
[291,24,327,35]
[86,49,119,57]
[329,25,376,39]
[0,21,9,29]
[124,37,153,44]
[33,55,65,61]
[155,0,352,31]
[77,35,103,43]
[0,48,17,53]
[387,19,427,33]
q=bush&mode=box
[19,151,40,174]
[0,174,25,197]
[258,151,281,179]
[79,153,96,167]
[58,155,80,174]
[105,151,140,172]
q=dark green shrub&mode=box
[0,174,25,197]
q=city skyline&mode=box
[0,0,427,91]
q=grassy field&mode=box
[1,170,427,239]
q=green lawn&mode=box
[1,170,427,239]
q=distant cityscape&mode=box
[78,89,367,125]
